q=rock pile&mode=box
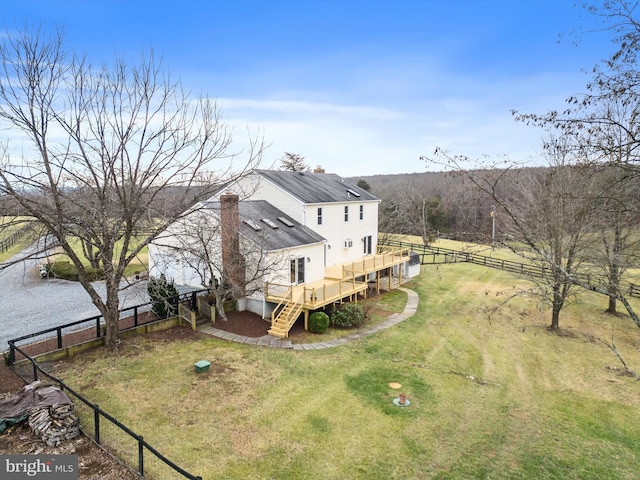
[27,403,81,447]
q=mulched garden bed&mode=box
[208,310,306,337]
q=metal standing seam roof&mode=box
[202,200,326,251]
[255,169,380,204]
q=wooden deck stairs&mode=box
[268,294,304,338]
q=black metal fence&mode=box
[7,288,207,480]
[10,344,202,480]
[6,290,204,365]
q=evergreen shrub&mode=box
[309,311,330,334]
[148,275,179,318]
[48,261,104,281]
[330,303,364,328]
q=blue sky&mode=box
[1,0,614,176]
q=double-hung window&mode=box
[317,207,323,225]
[344,206,349,222]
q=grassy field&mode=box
[56,263,640,479]
[48,237,148,278]
[0,217,148,275]
[388,234,640,283]
[0,217,37,263]
[384,233,546,263]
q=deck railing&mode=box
[266,245,410,307]
[268,283,295,323]
[342,246,410,278]
[270,291,305,328]
[264,282,293,302]
[303,279,367,307]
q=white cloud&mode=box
[216,68,571,177]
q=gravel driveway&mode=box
[0,246,151,351]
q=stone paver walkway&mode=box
[198,287,419,350]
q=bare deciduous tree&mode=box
[588,164,640,314]
[511,1,640,328]
[426,139,599,330]
[374,175,453,245]
[0,27,263,351]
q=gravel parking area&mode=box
[1,249,150,351]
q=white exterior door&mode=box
[363,235,372,255]
[290,257,305,285]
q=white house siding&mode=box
[242,242,325,318]
[147,246,207,288]
[256,243,325,289]
[304,201,379,266]
[149,170,383,320]
[218,173,381,268]
[147,244,175,281]
[148,244,210,288]
[215,175,305,224]
[148,224,186,283]
[148,210,224,288]
[208,173,381,269]
[149,206,326,293]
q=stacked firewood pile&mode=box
[1,382,82,447]
[27,403,81,447]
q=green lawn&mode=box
[0,217,148,275]
[382,233,538,262]
[56,263,640,479]
[0,217,37,263]
[49,237,148,278]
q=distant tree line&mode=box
[356,1,640,345]
[353,171,499,244]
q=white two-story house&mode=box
[148,169,415,337]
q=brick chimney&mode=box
[313,165,325,173]
[220,191,245,296]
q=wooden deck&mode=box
[264,245,411,337]
[266,245,411,306]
